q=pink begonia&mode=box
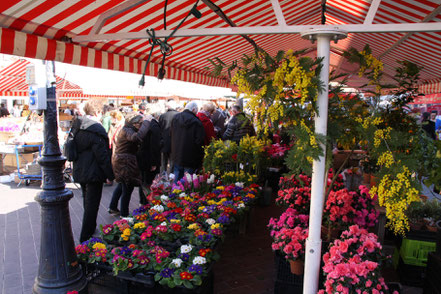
[321,225,389,293]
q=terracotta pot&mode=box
[289,259,304,275]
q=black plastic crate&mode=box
[425,253,441,292]
[274,252,303,286]
[396,256,426,287]
[274,280,302,294]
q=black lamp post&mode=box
[33,65,86,293]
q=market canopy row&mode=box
[0,0,440,93]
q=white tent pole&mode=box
[301,29,347,294]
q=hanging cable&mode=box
[138,0,200,86]
[321,0,327,25]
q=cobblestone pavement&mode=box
[0,180,425,294]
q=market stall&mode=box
[0,115,43,179]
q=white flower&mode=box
[235,182,244,188]
[192,174,198,181]
[168,173,175,180]
[185,173,192,183]
[150,205,164,213]
[239,163,244,170]
[160,195,169,202]
[160,221,167,226]
[237,203,245,209]
[171,258,183,268]
[193,256,206,265]
[180,244,193,253]
[179,192,187,198]
[121,217,133,224]
[207,174,215,184]
[205,218,216,225]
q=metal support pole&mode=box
[33,61,86,293]
[301,29,347,294]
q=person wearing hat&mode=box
[108,112,151,217]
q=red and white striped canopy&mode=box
[0,1,440,93]
[0,59,84,96]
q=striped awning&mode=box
[0,1,440,93]
[0,59,84,96]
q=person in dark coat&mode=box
[422,111,436,139]
[0,103,9,117]
[108,113,150,217]
[159,100,179,173]
[197,102,216,146]
[222,104,255,143]
[137,107,162,205]
[171,101,205,182]
[72,101,114,243]
[211,107,227,138]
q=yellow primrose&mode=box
[92,242,106,250]
[216,186,225,191]
[198,206,206,211]
[133,222,146,230]
[170,219,181,224]
[187,223,200,230]
[211,223,222,230]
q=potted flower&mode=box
[320,225,397,294]
[352,185,379,229]
[268,208,309,275]
[323,189,356,241]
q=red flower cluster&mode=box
[324,189,355,224]
[198,248,212,257]
[180,271,193,280]
[171,224,182,232]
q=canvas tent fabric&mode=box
[0,0,440,93]
[0,59,84,96]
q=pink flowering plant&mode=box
[352,185,379,228]
[277,171,345,212]
[264,143,290,167]
[324,189,356,228]
[320,225,396,294]
[268,208,309,261]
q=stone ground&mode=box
[0,180,426,294]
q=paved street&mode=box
[0,180,139,294]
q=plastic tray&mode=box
[399,238,436,266]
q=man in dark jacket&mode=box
[72,101,114,243]
[171,101,205,182]
[222,104,255,143]
[422,111,436,139]
[159,100,179,173]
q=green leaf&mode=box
[183,280,194,289]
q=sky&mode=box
[0,53,236,100]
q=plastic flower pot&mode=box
[288,259,304,275]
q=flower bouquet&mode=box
[320,225,397,294]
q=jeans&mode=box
[109,182,135,217]
[161,152,173,174]
[173,165,195,183]
[80,182,103,243]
